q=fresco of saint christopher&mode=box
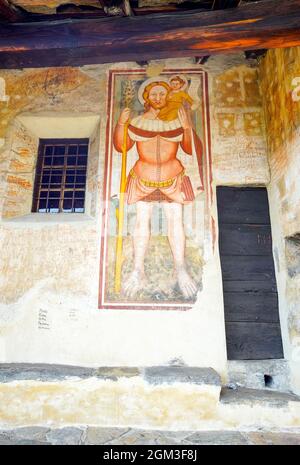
[113,75,204,299]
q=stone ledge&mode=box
[0,364,140,383]
[220,387,300,407]
[0,365,222,429]
[0,367,299,430]
[0,363,221,386]
[143,367,221,386]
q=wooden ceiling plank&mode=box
[0,0,300,69]
[204,0,242,65]
[0,0,27,22]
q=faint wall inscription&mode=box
[38,308,50,330]
[68,308,79,322]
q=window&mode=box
[32,138,89,213]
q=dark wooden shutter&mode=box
[217,187,284,360]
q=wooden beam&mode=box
[201,0,242,65]
[133,1,213,15]
[212,0,241,10]
[0,0,300,69]
[0,0,27,22]
[99,0,133,16]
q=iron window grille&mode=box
[32,138,89,213]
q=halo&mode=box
[168,74,188,92]
[138,76,170,105]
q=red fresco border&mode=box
[98,69,213,311]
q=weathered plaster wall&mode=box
[0,55,269,384]
[0,119,38,218]
[259,46,300,394]
[211,61,269,185]
[0,376,300,430]
[0,67,101,219]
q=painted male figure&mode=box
[113,80,203,298]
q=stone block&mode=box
[143,367,221,386]
[0,427,49,445]
[247,432,300,445]
[220,386,300,407]
[108,429,190,446]
[185,431,250,445]
[227,359,291,392]
[85,427,129,445]
[0,363,141,383]
[46,427,85,445]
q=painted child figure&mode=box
[158,75,194,122]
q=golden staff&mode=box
[114,79,135,293]
[114,120,129,294]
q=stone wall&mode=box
[259,46,300,393]
[0,55,272,389]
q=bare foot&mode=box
[176,267,197,298]
[123,269,146,297]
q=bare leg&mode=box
[162,202,197,298]
[123,201,153,297]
